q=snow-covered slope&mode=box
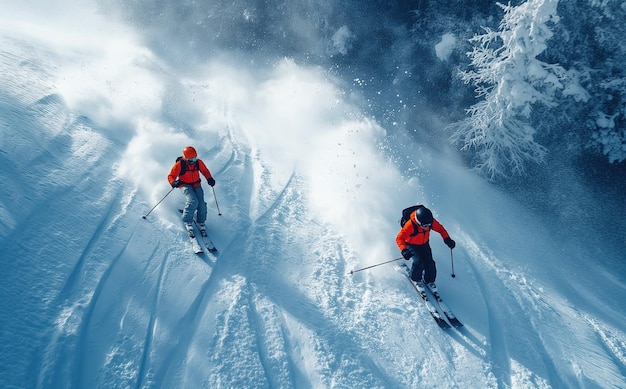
[1,3,625,388]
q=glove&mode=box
[401,249,413,260]
[444,237,456,249]
[207,177,216,187]
[171,179,181,188]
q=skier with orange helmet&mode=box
[168,146,215,233]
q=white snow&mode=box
[435,33,457,61]
[331,26,354,55]
[1,3,625,389]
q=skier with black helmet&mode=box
[396,205,456,290]
[168,146,215,234]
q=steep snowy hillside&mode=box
[1,3,625,389]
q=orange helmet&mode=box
[182,146,197,160]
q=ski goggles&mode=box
[419,222,432,228]
[186,157,197,163]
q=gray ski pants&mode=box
[180,185,207,224]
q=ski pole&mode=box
[142,187,175,219]
[349,257,403,275]
[212,186,222,216]
[450,248,456,278]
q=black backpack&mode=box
[400,205,424,236]
[400,205,423,227]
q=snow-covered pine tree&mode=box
[450,0,579,179]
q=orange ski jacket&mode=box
[168,158,213,188]
[396,210,450,250]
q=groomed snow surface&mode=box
[1,4,626,389]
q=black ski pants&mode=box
[407,242,437,284]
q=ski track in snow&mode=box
[135,247,173,389]
[461,236,551,388]
[460,231,626,388]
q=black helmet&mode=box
[414,206,433,226]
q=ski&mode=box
[192,220,217,253]
[178,209,217,253]
[425,284,464,328]
[398,263,450,329]
[185,226,204,254]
